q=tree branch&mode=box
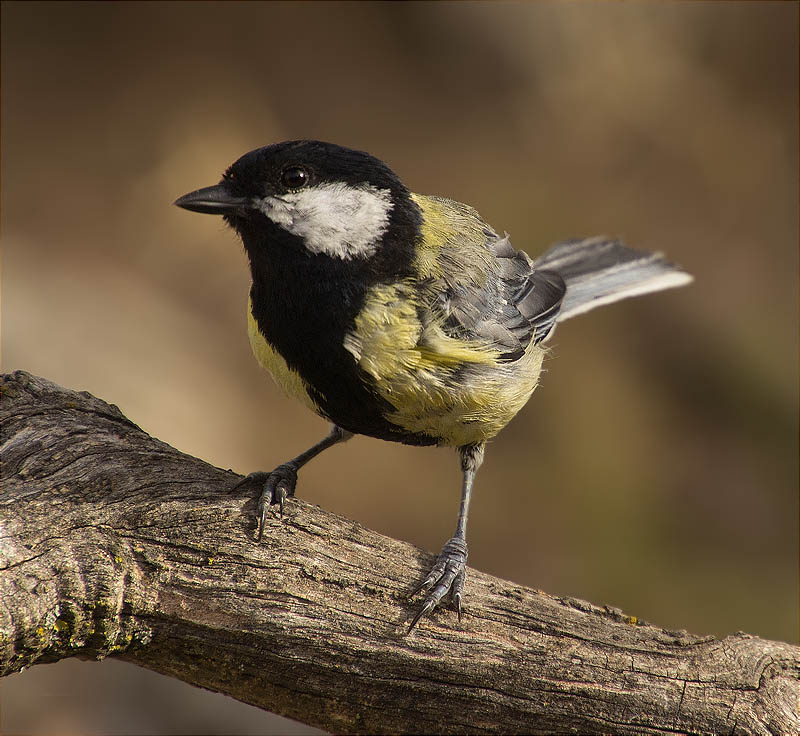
[1,370,797,735]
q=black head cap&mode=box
[220,140,408,201]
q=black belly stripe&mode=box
[245,227,438,446]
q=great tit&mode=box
[175,140,692,630]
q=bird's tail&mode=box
[532,237,693,322]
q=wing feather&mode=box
[411,195,566,361]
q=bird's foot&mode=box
[408,537,468,631]
[232,463,299,540]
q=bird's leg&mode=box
[408,442,485,631]
[232,424,352,540]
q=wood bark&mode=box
[1,370,797,735]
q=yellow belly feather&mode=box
[344,283,545,447]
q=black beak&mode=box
[174,184,248,215]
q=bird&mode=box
[174,140,692,630]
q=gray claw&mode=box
[257,498,270,542]
[452,568,466,621]
[234,464,298,540]
[408,537,468,632]
[274,480,291,518]
[409,564,444,598]
[407,598,436,633]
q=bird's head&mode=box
[175,140,420,264]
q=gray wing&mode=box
[439,231,567,362]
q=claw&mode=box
[407,537,468,632]
[409,566,442,598]
[452,568,466,622]
[234,464,298,540]
[257,497,269,542]
[407,598,436,633]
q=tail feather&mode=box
[532,237,693,322]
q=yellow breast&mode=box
[344,282,546,447]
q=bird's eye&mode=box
[281,166,310,190]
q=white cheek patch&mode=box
[253,182,393,259]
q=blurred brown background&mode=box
[2,1,797,734]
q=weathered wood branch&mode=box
[1,370,797,734]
